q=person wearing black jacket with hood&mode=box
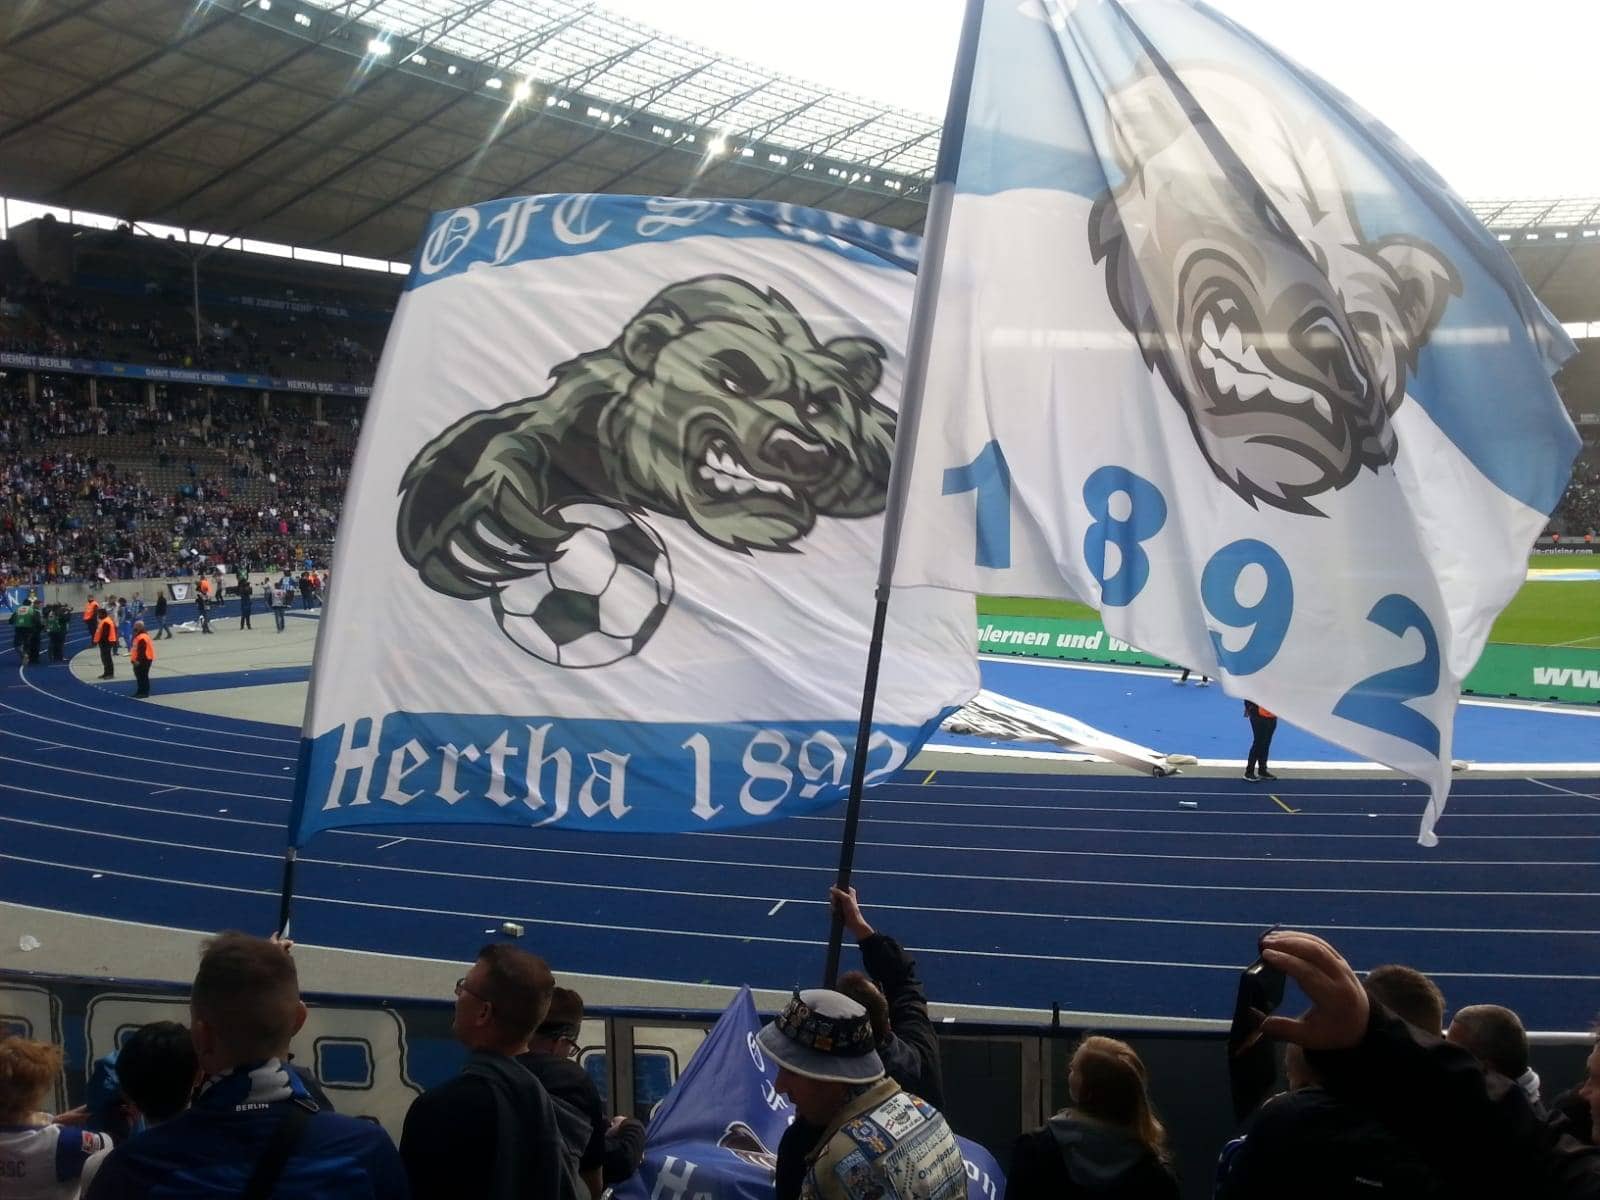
[1008,1036,1178,1200]
[1248,930,1600,1200]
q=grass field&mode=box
[977,553,1600,648]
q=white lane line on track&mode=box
[798,806,1600,825]
[767,899,787,917]
[909,780,1599,801]
[1529,778,1600,801]
[709,823,1600,843]
[149,785,182,795]
[0,747,295,787]
[5,848,1600,977]
[2,799,1597,899]
[0,694,297,760]
[6,780,1600,875]
[11,743,1593,842]
[375,838,407,851]
[10,641,298,746]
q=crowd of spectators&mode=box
[0,272,382,384]
[1548,446,1600,538]
[2,893,1598,1200]
[0,376,352,587]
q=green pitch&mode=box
[977,553,1600,649]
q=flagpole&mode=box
[824,0,989,987]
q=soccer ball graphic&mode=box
[490,503,674,668]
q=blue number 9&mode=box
[1082,467,1167,606]
[1201,539,1293,676]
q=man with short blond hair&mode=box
[401,944,575,1200]
[85,932,407,1199]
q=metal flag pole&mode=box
[823,0,989,987]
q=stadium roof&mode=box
[0,0,938,261]
[3,0,1600,321]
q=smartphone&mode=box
[1227,930,1287,1121]
[1228,956,1288,1056]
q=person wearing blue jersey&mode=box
[84,932,407,1200]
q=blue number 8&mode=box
[1082,466,1167,606]
[1201,539,1293,675]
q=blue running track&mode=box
[2,619,1598,1029]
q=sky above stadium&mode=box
[596,0,1600,200]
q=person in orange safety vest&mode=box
[94,608,119,679]
[130,620,156,698]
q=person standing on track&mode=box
[1243,700,1278,782]
[269,576,288,632]
[153,590,171,639]
[83,595,100,642]
[131,621,156,699]
[94,605,119,679]
[46,604,68,662]
[237,575,253,630]
[195,573,213,635]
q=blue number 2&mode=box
[1332,594,1442,757]
[943,440,1012,568]
[1081,466,1167,606]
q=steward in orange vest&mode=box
[94,611,118,680]
[131,621,155,698]
[83,596,99,640]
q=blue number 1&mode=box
[943,440,1012,568]
[1332,594,1442,757]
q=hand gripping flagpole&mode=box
[823,0,989,987]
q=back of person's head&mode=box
[539,986,584,1036]
[0,1036,63,1118]
[117,1021,199,1124]
[1365,964,1445,1034]
[190,932,302,1064]
[1448,1004,1530,1079]
[836,971,890,1045]
[1283,1043,1322,1090]
[477,944,555,1043]
[1067,1036,1169,1162]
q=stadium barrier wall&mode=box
[976,614,1600,704]
[3,968,1589,1200]
[0,350,370,397]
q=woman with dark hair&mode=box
[1008,1036,1178,1199]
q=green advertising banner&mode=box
[976,614,1600,704]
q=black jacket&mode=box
[859,932,945,1108]
[1309,1004,1600,1199]
[1216,1086,1445,1198]
[400,1052,571,1200]
[1008,1114,1177,1200]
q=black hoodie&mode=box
[1008,1114,1178,1200]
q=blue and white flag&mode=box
[890,0,1579,843]
[289,195,977,845]
[614,988,1004,1200]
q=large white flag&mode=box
[289,195,976,845]
[891,0,1579,843]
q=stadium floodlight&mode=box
[257,0,270,10]
[514,78,533,102]
[411,53,428,65]
[292,11,310,25]
[486,76,503,89]
[707,134,728,156]
[446,63,458,75]
[367,37,391,56]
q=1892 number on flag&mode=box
[945,441,1444,757]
